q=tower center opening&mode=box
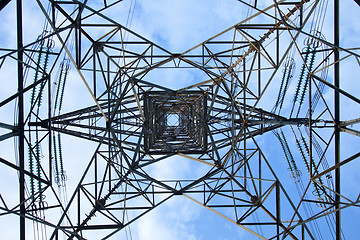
[143,91,207,154]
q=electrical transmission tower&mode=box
[0,0,359,239]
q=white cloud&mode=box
[136,197,199,240]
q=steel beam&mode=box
[0,157,50,185]
[334,0,341,239]
[16,0,25,239]
[0,0,11,11]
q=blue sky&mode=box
[0,0,359,239]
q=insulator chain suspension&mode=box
[28,31,54,206]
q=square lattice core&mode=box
[143,91,207,154]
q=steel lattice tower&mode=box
[0,0,359,239]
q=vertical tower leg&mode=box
[334,0,341,239]
[17,0,25,239]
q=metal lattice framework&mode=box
[0,0,359,239]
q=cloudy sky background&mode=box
[0,0,359,239]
